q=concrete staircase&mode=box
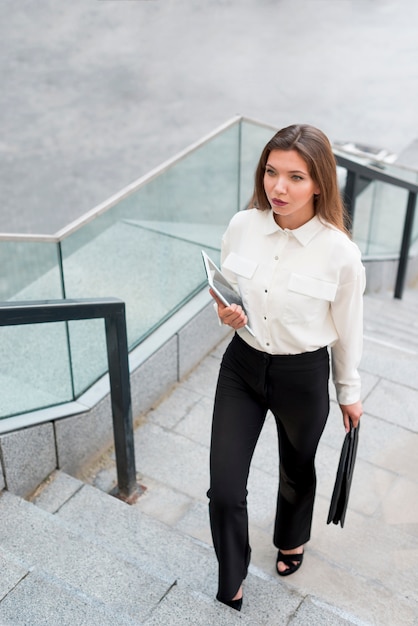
[0,473,358,625]
[1,288,417,625]
[363,289,418,354]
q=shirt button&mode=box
[266,342,270,347]
[264,316,267,320]
[264,289,268,293]
[274,256,279,260]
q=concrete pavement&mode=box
[2,0,418,234]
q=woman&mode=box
[207,124,365,611]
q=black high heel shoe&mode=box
[219,597,242,611]
[276,549,304,576]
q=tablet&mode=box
[201,250,255,337]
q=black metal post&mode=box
[105,307,138,502]
[394,191,417,299]
[343,169,357,231]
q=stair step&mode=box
[143,576,357,625]
[0,478,307,624]
[0,566,142,626]
[52,481,296,606]
[0,490,170,624]
[49,479,220,594]
[2,485,250,624]
[46,475,362,624]
[363,321,418,352]
[0,462,370,625]
[7,479,360,626]
[363,291,418,352]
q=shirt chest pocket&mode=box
[282,273,338,324]
[223,253,258,279]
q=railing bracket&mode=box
[110,482,147,505]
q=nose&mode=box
[274,177,287,194]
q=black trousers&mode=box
[207,334,330,602]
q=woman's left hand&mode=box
[339,400,363,432]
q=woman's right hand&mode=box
[209,289,248,331]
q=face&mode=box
[263,149,320,229]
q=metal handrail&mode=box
[0,116,416,297]
[0,297,139,503]
[335,152,418,194]
[334,152,418,298]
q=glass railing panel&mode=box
[333,148,385,170]
[334,147,418,248]
[0,240,63,301]
[384,163,418,247]
[66,317,108,399]
[333,147,418,181]
[239,120,276,209]
[2,117,417,419]
[375,161,418,185]
[62,222,225,396]
[111,122,241,245]
[60,123,242,396]
[0,321,73,419]
[0,239,72,419]
[367,181,409,256]
[352,179,408,257]
[350,178,378,255]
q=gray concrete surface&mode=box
[0,422,57,496]
[2,0,418,234]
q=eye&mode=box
[265,167,276,176]
[291,175,303,181]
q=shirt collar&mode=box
[261,210,324,246]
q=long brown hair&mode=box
[251,124,349,234]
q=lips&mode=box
[272,198,288,207]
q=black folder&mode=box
[327,422,360,528]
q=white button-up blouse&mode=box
[220,209,366,406]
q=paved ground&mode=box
[85,289,418,625]
[2,0,418,234]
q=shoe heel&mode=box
[221,597,242,611]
